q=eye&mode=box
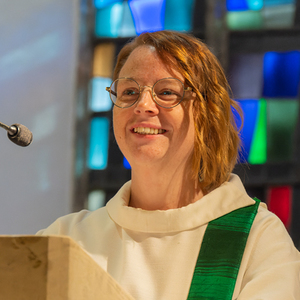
[161,90,174,95]
[157,89,180,100]
[124,89,138,96]
[119,87,140,103]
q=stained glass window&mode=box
[123,157,131,169]
[90,77,112,112]
[229,53,264,99]
[235,99,260,163]
[88,190,106,210]
[267,100,299,162]
[128,0,166,35]
[263,51,300,98]
[267,186,292,228]
[248,99,267,165]
[93,43,116,78]
[226,0,296,30]
[89,117,110,169]
[95,2,123,37]
[164,0,195,31]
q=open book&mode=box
[0,235,134,300]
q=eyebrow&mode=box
[118,76,185,83]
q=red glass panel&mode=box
[267,186,292,229]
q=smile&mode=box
[133,127,166,135]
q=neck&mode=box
[129,162,204,210]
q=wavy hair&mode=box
[113,30,242,193]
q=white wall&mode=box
[0,0,79,234]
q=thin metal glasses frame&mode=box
[105,77,193,109]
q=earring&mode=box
[198,173,203,182]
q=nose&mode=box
[133,87,159,115]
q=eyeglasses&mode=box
[105,77,192,109]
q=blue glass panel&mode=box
[164,0,195,31]
[89,117,110,169]
[119,1,137,37]
[264,0,295,6]
[226,0,249,11]
[263,51,300,98]
[94,0,121,9]
[123,157,131,169]
[234,100,259,163]
[128,0,166,35]
[247,0,263,10]
[95,2,123,37]
[90,77,112,112]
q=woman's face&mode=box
[113,46,196,169]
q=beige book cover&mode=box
[0,235,134,300]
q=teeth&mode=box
[133,127,165,135]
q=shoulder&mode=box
[237,202,300,299]
[252,202,293,243]
[248,202,299,263]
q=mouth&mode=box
[132,127,167,135]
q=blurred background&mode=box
[1,0,300,249]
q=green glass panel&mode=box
[226,10,263,30]
[267,99,299,162]
[263,4,295,29]
[88,190,106,210]
[248,99,267,164]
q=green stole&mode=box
[187,198,260,300]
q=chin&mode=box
[127,149,166,165]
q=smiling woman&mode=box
[37,30,300,300]
[112,44,199,211]
[113,31,242,194]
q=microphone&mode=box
[0,121,33,147]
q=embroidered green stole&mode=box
[187,198,260,300]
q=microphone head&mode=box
[7,123,33,147]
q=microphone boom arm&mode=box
[0,122,17,136]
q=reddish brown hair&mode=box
[113,30,242,193]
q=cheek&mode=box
[180,103,195,136]
[112,110,122,141]
[113,108,129,146]
[182,107,196,151]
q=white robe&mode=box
[37,174,300,299]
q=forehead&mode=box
[119,45,183,82]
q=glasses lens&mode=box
[153,78,184,108]
[110,78,139,108]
